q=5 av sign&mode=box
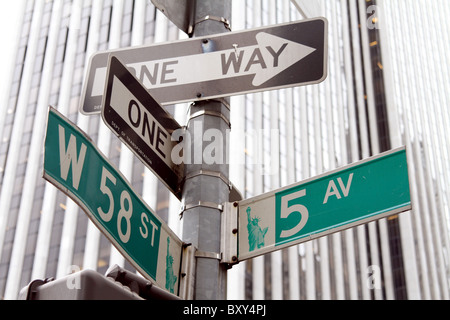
[236,147,411,261]
[81,18,327,114]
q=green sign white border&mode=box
[42,107,183,295]
[238,146,412,261]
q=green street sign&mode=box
[238,147,411,261]
[43,107,182,295]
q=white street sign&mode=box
[81,18,327,114]
[101,55,184,199]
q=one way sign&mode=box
[80,18,328,114]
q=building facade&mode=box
[0,0,449,300]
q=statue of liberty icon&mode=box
[165,237,177,293]
[246,206,268,251]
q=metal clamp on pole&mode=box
[179,201,224,219]
[187,109,231,128]
[184,169,233,191]
[190,98,230,110]
[195,250,221,261]
[210,98,231,110]
[193,15,231,32]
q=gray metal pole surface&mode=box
[181,0,232,300]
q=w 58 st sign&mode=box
[43,107,182,295]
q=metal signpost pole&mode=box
[181,0,231,300]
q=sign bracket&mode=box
[220,202,238,265]
[178,243,196,300]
